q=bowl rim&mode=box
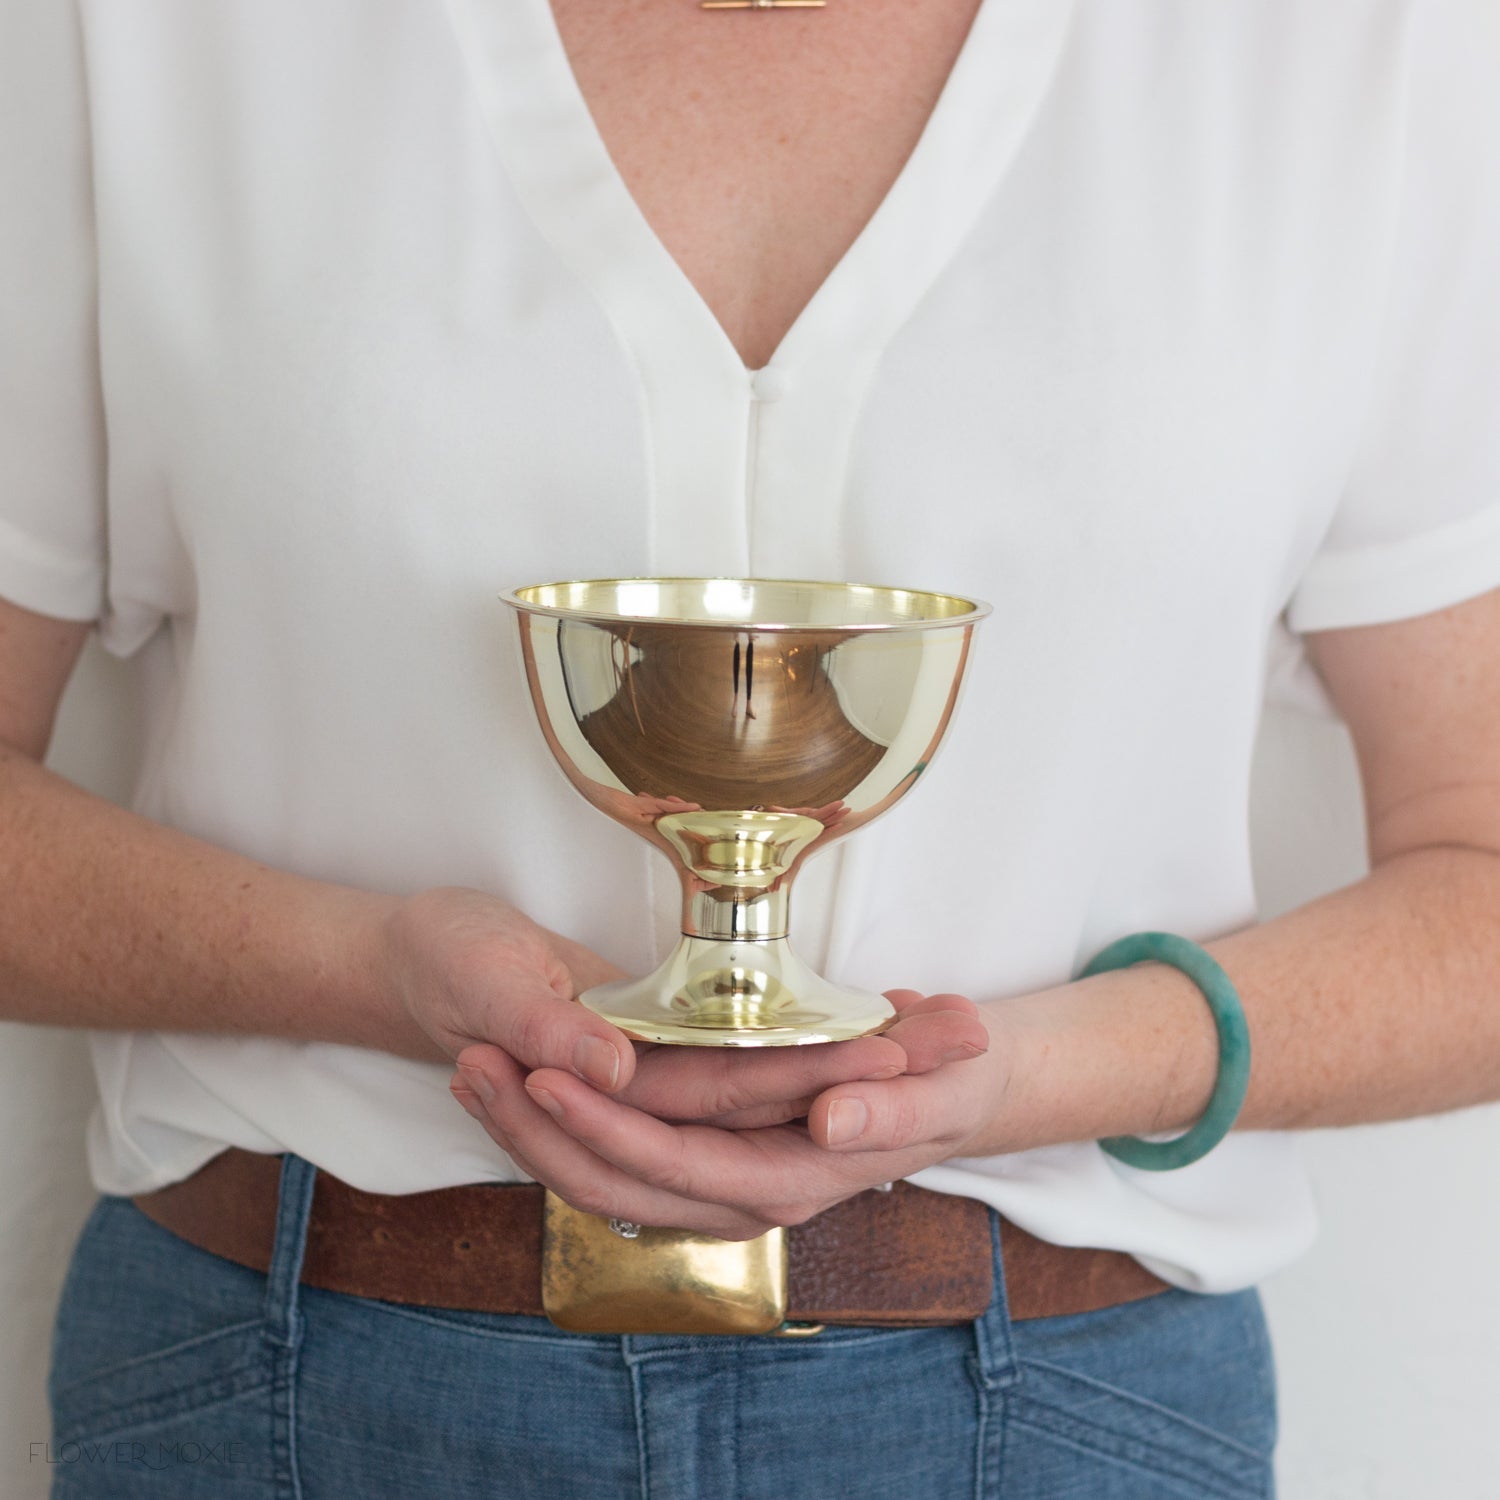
[500,576,993,633]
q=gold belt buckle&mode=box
[541,1190,796,1336]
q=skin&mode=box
[6,1,1500,1242]
[8,567,1500,1244]
[546,0,987,370]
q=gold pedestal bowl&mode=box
[504,578,989,1047]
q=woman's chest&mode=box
[82,1,1402,633]
[547,0,983,368]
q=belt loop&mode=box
[970,1211,1017,1392]
[263,1152,317,1351]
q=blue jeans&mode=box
[46,1156,1276,1498]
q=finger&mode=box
[455,972,637,1096]
[449,1097,625,1218]
[807,1066,983,1154]
[456,1061,763,1237]
[697,1096,817,1130]
[455,1092,747,1238]
[883,989,981,1019]
[524,1066,858,1224]
[881,988,927,1014]
[545,928,630,997]
[880,1001,989,1075]
[454,1054,767,1239]
[616,1032,905,1121]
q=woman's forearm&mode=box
[0,738,429,1057]
[15,708,1495,1148]
[968,844,1500,1157]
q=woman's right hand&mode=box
[379,886,641,1089]
[380,886,966,1128]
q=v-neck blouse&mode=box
[5,0,1500,1291]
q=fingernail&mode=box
[941,1044,985,1064]
[861,1064,902,1081]
[457,1064,496,1105]
[825,1098,869,1147]
[573,1035,621,1091]
[526,1084,564,1118]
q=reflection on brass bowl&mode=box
[503,579,989,1046]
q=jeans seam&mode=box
[627,1349,651,1500]
[51,1359,274,1449]
[1005,1404,1264,1500]
[264,1156,315,1499]
[49,1318,266,1405]
[731,1348,743,1500]
[270,1332,304,1500]
[970,1364,1001,1500]
[308,1295,612,1345]
[970,1208,1015,1499]
[990,1379,1013,1500]
[1017,1354,1271,1464]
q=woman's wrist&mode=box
[962,965,1222,1159]
[360,887,634,1069]
[333,889,446,1061]
[268,881,440,1062]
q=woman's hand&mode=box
[448,990,1000,1240]
[379,886,640,1078]
[605,992,988,1128]
[381,887,969,1119]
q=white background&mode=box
[2,640,1498,1497]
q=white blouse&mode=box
[4,0,1499,1293]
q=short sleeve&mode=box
[0,0,107,623]
[1286,0,1500,636]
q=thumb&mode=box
[807,1072,961,1154]
[455,986,636,1095]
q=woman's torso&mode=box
[58,0,1436,1289]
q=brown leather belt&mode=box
[131,1147,1170,1328]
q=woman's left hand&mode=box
[448,991,1006,1240]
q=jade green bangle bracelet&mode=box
[1078,931,1251,1171]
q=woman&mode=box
[5,0,1498,1495]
